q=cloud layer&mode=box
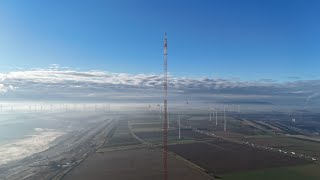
[0,84,16,93]
[1,66,320,108]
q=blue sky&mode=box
[1,0,320,81]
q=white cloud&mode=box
[0,84,16,93]
[0,66,320,107]
[0,84,7,93]
[307,93,320,102]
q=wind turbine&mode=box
[168,111,170,129]
[209,104,215,122]
[215,107,218,126]
[212,108,215,122]
[209,105,212,122]
[224,105,227,132]
[160,105,162,122]
[178,115,181,139]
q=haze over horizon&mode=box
[0,64,319,111]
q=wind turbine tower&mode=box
[209,106,212,121]
[168,110,170,129]
[163,32,168,180]
[160,105,162,122]
[212,109,214,122]
[215,108,218,126]
[178,115,181,139]
[224,106,227,132]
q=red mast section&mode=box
[163,32,168,180]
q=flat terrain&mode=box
[0,118,116,180]
[62,112,320,180]
[102,119,141,148]
[185,116,267,135]
[129,113,319,179]
[223,164,320,180]
[63,117,212,180]
[134,129,210,143]
[63,147,211,180]
[242,135,320,160]
[169,140,310,174]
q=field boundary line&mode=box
[97,144,146,153]
[168,151,215,179]
[129,121,215,179]
[128,122,155,148]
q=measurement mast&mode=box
[163,32,168,180]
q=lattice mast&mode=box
[163,32,168,180]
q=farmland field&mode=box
[63,147,212,180]
[102,120,141,148]
[134,129,211,143]
[223,164,320,180]
[242,135,320,159]
[168,140,311,174]
[62,113,320,180]
[63,117,213,180]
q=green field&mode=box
[223,164,320,180]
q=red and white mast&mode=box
[163,32,168,180]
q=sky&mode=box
[1,0,320,108]
[1,0,320,79]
